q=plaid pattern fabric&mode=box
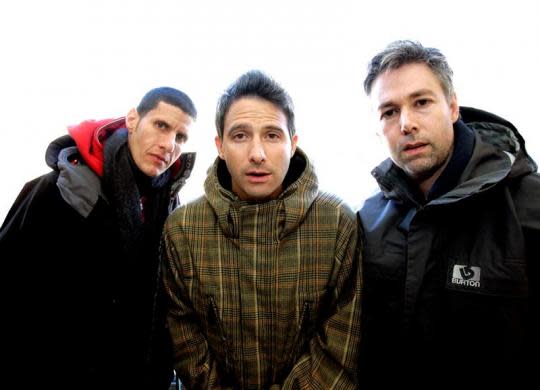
[162,149,361,389]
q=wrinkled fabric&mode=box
[162,148,362,389]
[358,106,539,387]
[1,118,195,389]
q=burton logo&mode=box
[452,265,481,288]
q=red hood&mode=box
[68,117,126,177]
[67,116,183,178]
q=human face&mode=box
[215,96,298,201]
[126,101,193,177]
[370,62,459,194]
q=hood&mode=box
[371,106,537,205]
[44,120,196,217]
[203,147,319,240]
[67,117,126,177]
[48,117,184,178]
[45,134,76,170]
[459,106,537,178]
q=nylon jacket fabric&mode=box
[358,106,539,387]
[1,118,195,389]
[162,148,362,389]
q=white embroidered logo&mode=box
[452,265,481,288]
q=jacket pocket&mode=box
[274,299,314,383]
[206,295,236,381]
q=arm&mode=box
[282,211,362,389]
[511,173,540,360]
[1,174,80,385]
[161,221,234,390]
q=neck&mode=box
[418,153,452,198]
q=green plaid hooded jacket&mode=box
[162,148,361,389]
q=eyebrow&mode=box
[226,123,286,134]
[264,125,286,133]
[377,88,436,111]
[226,123,251,134]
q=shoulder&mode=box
[511,172,540,191]
[13,171,61,209]
[312,191,356,224]
[507,173,540,229]
[1,171,65,231]
[358,190,387,218]
[166,195,211,227]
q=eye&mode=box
[416,98,430,107]
[381,108,398,120]
[266,132,281,141]
[232,132,247,141]
[155,120,168,129]
[175,132,187,143]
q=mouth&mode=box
[149,153,168,165]
[246,170,271,183]
[402,142,428,154]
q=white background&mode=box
[1,0,539,223]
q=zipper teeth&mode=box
[208,295,235,382]
[287,301,310,364]
[209,296,227,342]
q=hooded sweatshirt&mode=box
[162,148,362,389]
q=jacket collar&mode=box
[372,107,525,207]
[204,147,319,240]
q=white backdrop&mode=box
[1,0,539,223]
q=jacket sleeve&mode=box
[511,173,540,361]
[0,174,68,383]
[1,175,56,273]
[161,219,234,390]
[282,210,362,389]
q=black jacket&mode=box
[358,107,539,387]
[1,122,195,389]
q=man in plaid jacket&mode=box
[161,70,362,389]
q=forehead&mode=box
[144,101,189,120]
[224,97,287,128]
[371,63,445,105]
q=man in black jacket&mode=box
[359,40,538,387]
[1,87,197,389]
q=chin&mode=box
[242,192,271,202]
[144,168,161,178]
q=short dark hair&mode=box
[137,87,197,119]
[364,40,454,100]
[215,70,295,138]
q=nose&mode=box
[160,133,176,153]
[248,139,266,164]
[400,108,417,135]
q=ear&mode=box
[215,135,225,159]
[125,108,139,133]
[290,134,298,156]
[449,93,459,123]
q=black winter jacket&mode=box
[358,107,539,387]
[1,126,195,389]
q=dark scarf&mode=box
[427,120,475,201]
[103,129,172,258]
[378,120,476,206]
